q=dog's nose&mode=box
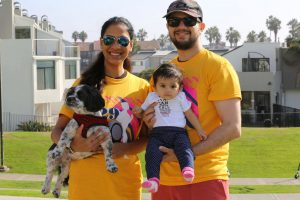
[66,96,76,103]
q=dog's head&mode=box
[65,84,105,114]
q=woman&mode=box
[51,16,149,200]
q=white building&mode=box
[0,0,80,130]
[223,42,300,126]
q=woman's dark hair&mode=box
[80,16,134,90]
[153,63,183,86]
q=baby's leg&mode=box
[173,132,195,182]
[143,137,164,193]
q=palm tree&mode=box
[226,27,235,47]
[258,31,267,42]
[214,27,222,45]
[246,31,257,42]
[205,26,221,47]
[205,27,214,47]
[72,31,79,43]
[79,31,88,42]
[287,19,300,39]
[136,28,148,41]
[157,34,169,49]
[266,15,281,42]
[226,27,240,47]
[232,30,241,47]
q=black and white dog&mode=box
[41,84,118,198]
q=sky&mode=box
[19,0,300,45]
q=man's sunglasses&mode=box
[102,35,130,47]
[167,17,201,27]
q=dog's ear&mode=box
[85,86,105,112]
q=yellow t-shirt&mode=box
[159,48,241,185]
[60,72,149,200]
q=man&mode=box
[144,0,242,199]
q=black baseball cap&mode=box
[163,0,203,20]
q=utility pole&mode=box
[0,53,9,172]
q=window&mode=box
[15,27,31,39]
[37,60,55,90]
[241,91,252,110]
[242,58,270,72]
[133,61,143,66]
[254,91,270,113]
[65,60,77,79]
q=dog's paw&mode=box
[107,164,118,173]
[52,189,60,198]
[41,187,50,195]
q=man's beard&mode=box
[170,33,198,50]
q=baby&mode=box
[133,63,206,193]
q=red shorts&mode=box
[152,180,229,200]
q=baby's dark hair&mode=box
[153,63,183,86]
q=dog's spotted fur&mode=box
[41,84,118,198]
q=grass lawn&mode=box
[1,128,300,197]
[3,128,300,177]
[228,128,300,178]
[3,132,52,174]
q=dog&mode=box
[41,84,118,198]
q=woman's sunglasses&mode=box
[167,17,201,27]
[102,35,130,47]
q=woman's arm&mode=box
[51,115,71,144]
[51,114,109,152]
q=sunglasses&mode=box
[102,35,130,47]
[167,17,201,27]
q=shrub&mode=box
[17,120,52,132]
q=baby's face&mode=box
[155,77,181,100]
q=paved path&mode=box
[0,173,300,200]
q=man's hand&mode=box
[70,125,109,152]
[142,102,158,129]
[159,146,178,162]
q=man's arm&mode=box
[192,98,241,155]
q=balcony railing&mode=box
[33,39,79,57]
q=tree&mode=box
[79,31,88,42]
[287,18,300,39]
[226,27,241,47]
[226,27,235,47]
[246,31,257,42]
[72,31,79,43]
[157,34,169,49]
[132,39,140,54]
[266,15,281,42]
[205,26,221,47]
[136,28,148,41]
[258,31,267,42]
[232,30,241,47]
[205,27,214,47]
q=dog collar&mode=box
[73,113,109,138]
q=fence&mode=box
[242,112,300,127]
[2,112,58,132]
[1,111,300,131]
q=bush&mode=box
[17,120,52,132]
[263,119,272,127]
[136,68,155,81]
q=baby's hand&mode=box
[197,130,207,141]
[132,106,143,118]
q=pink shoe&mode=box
[182,167,194,182]
[142,177,159,193]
